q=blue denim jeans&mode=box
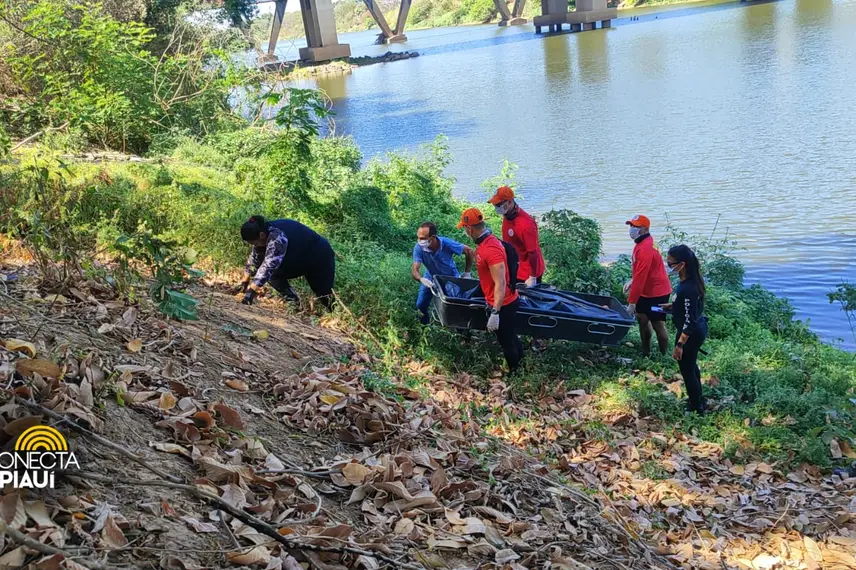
[416,284,433,324]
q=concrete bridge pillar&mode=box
[298,0,351,61]
[262,0,350,64]
[535,0,615,33]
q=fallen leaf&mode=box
[828,536,856,547]
[159,392,177,411]
[127,339,143,353]
[122,307,138,326]
[97,323,114,334]
[342,463,373,486]
[101,514,128,549]
[840,439,856,459]
[468,541,498,557]
[15,358,61,379]
[192,411,215,430]
[804,536,822,563]
[3,416,43,439]
[79,379,94,408]
[495,549,520,564]
[4,339,36,357]
[0,547,25,568]
[214,403,245,430]
[0,494,27,529]
[150,442,191,458]
[227,546,270,566]
[319,394,342,405]
[394,518,415,535]
[181,515,219,533]
[24,501,56,528]
[226,379,250,391]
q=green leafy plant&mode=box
[110,225,203,320]
[539,209,608,293]
[828,282,856,347]
[481,159,518,197]
[660,217,745,290]
[3,160,89,288]
[0,124,10,159]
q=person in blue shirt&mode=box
[411,221,475,324]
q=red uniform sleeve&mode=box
[520,221,545,278]
[483,243,505,267]
[628,245,651,304]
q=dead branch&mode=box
[13,396,184,483]
[0,519,107,569]
[68,471,422,570]
[10,121,70,152]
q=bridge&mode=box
[257,0,615,63]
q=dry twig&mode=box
[13,396,183,483]
[0,519,106,569]
[68,471,422,570]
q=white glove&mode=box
[525,276,538,288]
[487,312,500,332]
[627,303,636,316]
[420,277,434,289]
[623,279,632,296]
[462,272,472,279]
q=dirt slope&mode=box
[0,266,854,570]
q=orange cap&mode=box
[457,207,485,228]
[487,185,515,206]
[625,214,651,228]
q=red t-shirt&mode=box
[628,234,672,304]
[502,208,545,280]
[476,234,519,307]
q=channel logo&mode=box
[0,425,79,489]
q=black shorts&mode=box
[636,294,670,321]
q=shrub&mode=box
[1,0,248,154]
[540,209,608,293]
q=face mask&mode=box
[495,203,510,216]
[417,239,432,251]
[629,226,643,240]
[668,263,682,276]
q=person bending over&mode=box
[238,216,335,311]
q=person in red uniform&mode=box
[625,214,673,357]
[457,207,523,372]
[487,186,545,288]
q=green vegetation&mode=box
[2,0,854,471]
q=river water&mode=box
[282,0,856,348]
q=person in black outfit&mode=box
[661,244,708,414]
[237,216,335,311]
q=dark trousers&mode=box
[677,329,706,411]
[496,299,523,372]
[269,239,335,310]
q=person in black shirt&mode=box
[660,244,708,414]
[237,216,335,311]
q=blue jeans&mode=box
[416,284,433,324]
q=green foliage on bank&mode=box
[4,126,855,467]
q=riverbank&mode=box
[2,134,856,567]
[3,2,855,565]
